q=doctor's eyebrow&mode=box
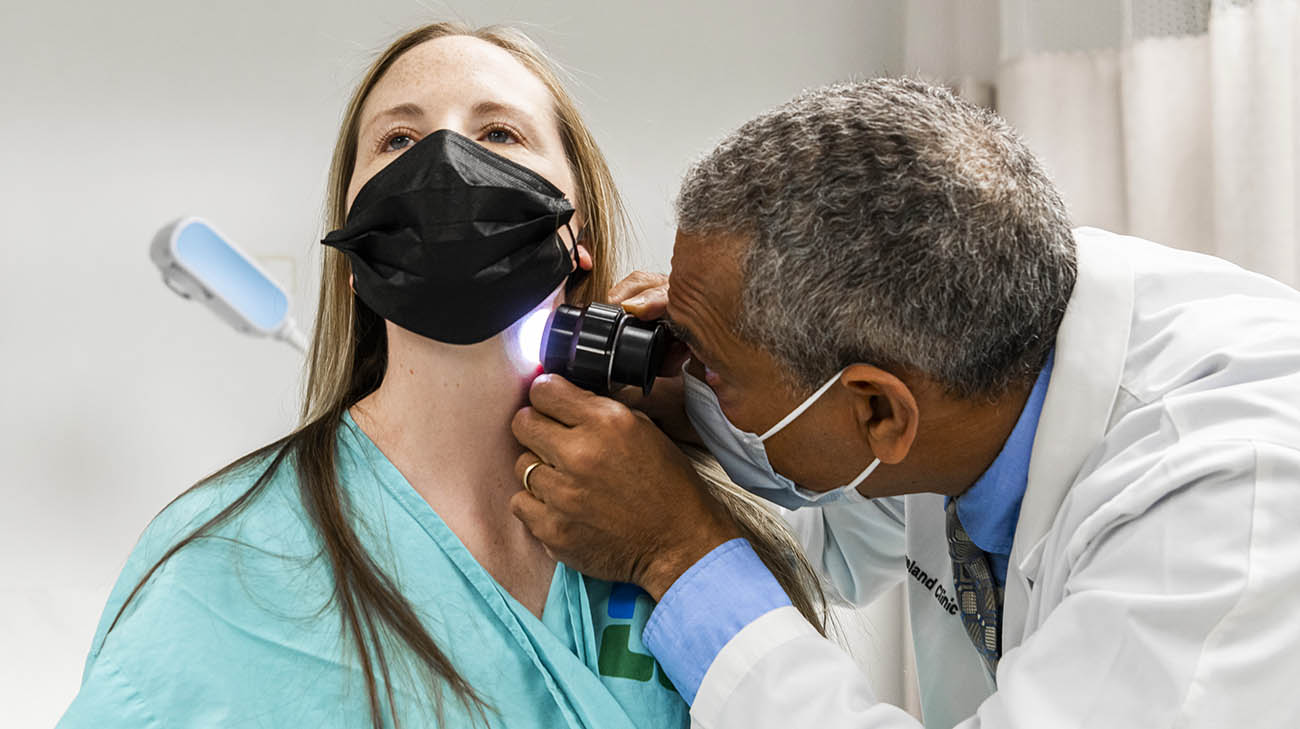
[664,316,717,365]
[663,317,696,349]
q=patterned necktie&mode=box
[945,498,1003,677]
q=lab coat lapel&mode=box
[1002,229,1134,652]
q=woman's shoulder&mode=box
[82,444,342,694]
[127,418,391,604]
[134,445,311,564]
[96,444,329,644]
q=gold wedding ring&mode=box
[522,460,544,495]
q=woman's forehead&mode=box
[361,36,554,124]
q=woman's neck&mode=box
[349,328,559,619]
[351,330,535,515]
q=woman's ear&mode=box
[577,243,593,272]
[840,364,920,465]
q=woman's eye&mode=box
[483,127,519,145]
[385,133,414,152]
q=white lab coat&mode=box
[690,228,1300,729]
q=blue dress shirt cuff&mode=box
[642,538,792,704]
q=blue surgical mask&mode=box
[682,364,881,510]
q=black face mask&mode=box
[321,129,582,345]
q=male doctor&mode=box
[509,78,1300,727]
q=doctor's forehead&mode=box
[668,231,746,336]
[359,35,555,129]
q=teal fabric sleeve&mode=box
[59,654,158,729]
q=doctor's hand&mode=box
[606,271,699,445]
[609,269,669,320]
[511,373,742,600]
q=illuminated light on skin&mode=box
[518,307,550,364]
[509,305,553,374]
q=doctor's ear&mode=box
[840,364,920,465]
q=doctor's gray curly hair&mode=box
[675,78,1076,399]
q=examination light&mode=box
[150,217,308,353]
[540,302,673,396]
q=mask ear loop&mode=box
[758,368,846,441]
[563,222,591,296]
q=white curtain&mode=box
[997,0,1300,286]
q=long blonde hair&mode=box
[110,22,827,729]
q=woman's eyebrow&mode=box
[360,102,426,138]
[471,100,541,129]
[360,100,541,139]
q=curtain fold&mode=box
[997,0,1300,285]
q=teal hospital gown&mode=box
[58,412,688,728]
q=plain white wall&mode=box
[0,1,909,725]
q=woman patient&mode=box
[59,22,825,729]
